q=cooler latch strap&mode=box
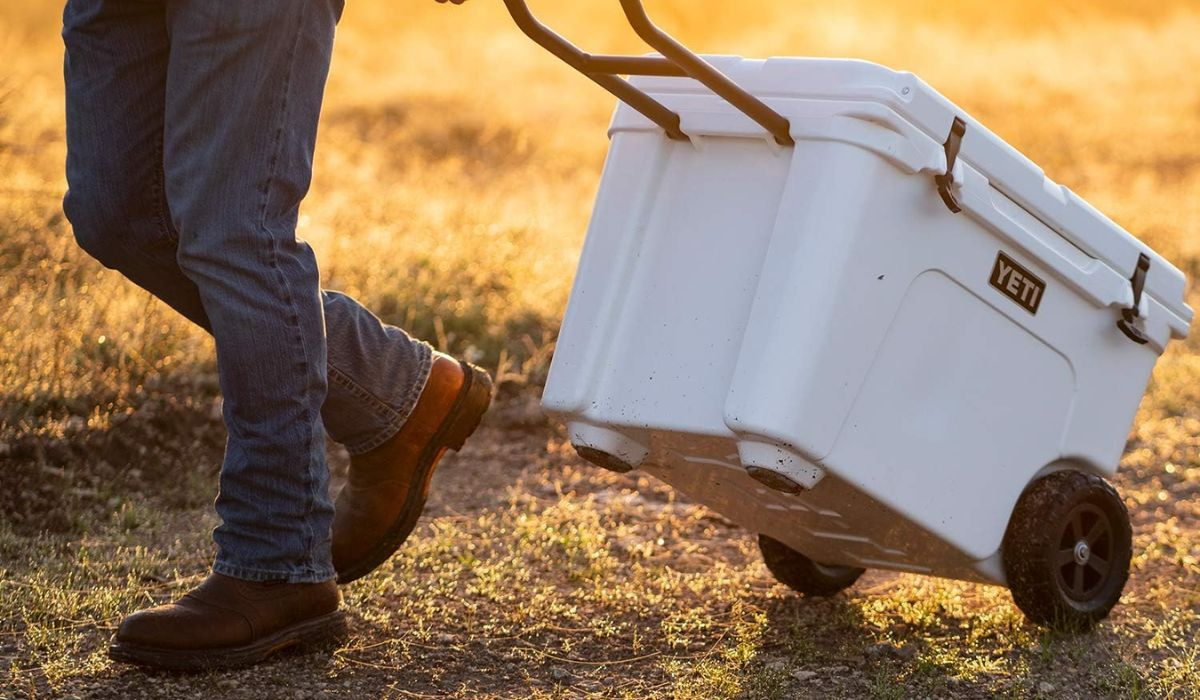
[936,117,967,213]
[1116,253,1151,345]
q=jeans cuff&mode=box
[213,559,336,584]
[342,342,434,456]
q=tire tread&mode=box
[1002,470,1131,630]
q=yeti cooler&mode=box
[501,0,1193,626]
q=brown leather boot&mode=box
[333,354,493,584]
[108,573,347,670]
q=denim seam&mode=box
[151,136,178,245]
[342,345,433,456]
[212,559,335,584]
[256,5,324,578]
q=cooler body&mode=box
[541,57,1192,584]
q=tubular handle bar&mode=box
[498,0,795,146]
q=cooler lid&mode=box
[628,56,1192,326]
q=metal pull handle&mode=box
[616,0,793,146]
[499,0,794,146]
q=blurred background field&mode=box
[1,1,1199,698]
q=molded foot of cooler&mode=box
[739,441,826,492]
[568,423,649,474]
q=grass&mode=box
[2,0,1200,697]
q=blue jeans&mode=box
[62,0,433,583]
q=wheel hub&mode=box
[1073,540,1091,566]
[1056,502,1113,602]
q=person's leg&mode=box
[64,0,487,595]
[157,0,489,584]
[64,0,350,669]
[158,0,352,583]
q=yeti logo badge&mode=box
[989,251,1045,315]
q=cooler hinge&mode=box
[935,117,967,214]
[1116,253,1151,345]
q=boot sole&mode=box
[107,609,348,671]
[336,360,493,584]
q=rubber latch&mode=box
[935,117,967,214]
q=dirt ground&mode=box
[2,391,1198,699]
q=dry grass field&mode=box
[2,1,1199,698]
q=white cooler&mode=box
[501,0,1193,627]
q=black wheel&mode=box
[1002,470,1132,630]
[758,535,864,597]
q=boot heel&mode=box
[444,363,493,451]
